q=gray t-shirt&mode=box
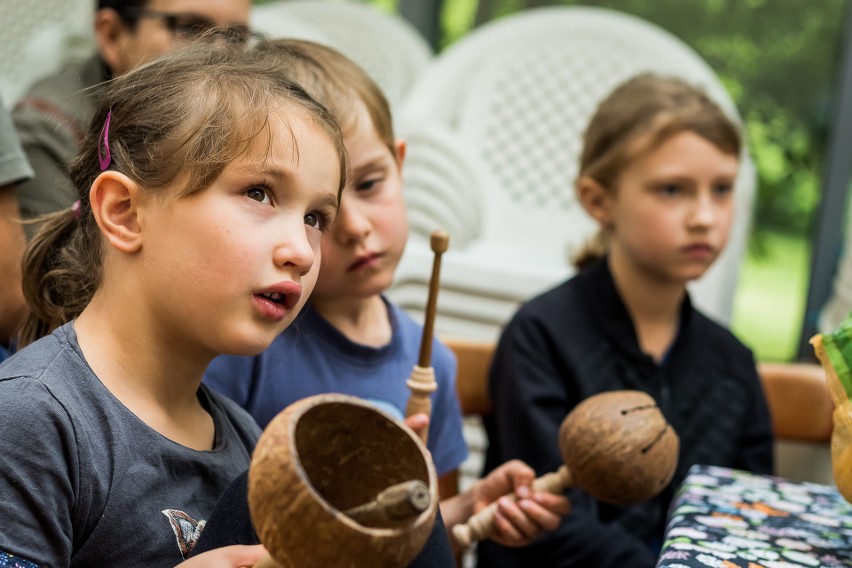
[0,94,33,187]
[0,322,261,567]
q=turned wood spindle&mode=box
[405,230,450,444]
[344,480,431,526]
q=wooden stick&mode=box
[405,230,449,444]
[252,481,432,568]
[344,480,431,526]
[452,466,573,548]
[418,230,450,367]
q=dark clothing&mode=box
[192,470,456,567]
[479,257,774,568]
[0,322,260,567]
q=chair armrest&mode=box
[445,337,494,417]
[758,362,834,442]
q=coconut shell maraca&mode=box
[452,389,679,548]
[249,394,438,568]
[560,389,679,504]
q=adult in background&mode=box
[12,0,251,223]
[0,94,34,362]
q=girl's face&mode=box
[311,103,408,301]
[138,106,341,357]
[604,130,739,285]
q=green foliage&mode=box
[731,231,810,362]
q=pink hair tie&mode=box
[98,111,112,171]
[71,200,82,220]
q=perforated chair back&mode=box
[0,0,94,108]
[250,0,433,113]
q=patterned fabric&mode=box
[0,551,38,568]
[657,464,852,567]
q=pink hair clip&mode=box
[71,200,82,220]
[98,111,112,171]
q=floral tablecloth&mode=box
[657,464,852,567]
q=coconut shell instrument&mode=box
[404,230,450,444]
[452,390,680,548]
[249,394,438,568]
[811,321,852,502]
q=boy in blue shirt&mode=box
[204,39,570,553]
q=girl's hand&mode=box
[472,460,571,547]
[177,545,271,568]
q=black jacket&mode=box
[478,257,774,568]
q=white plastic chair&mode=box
[250,0,434,113]
[389,6,757,341]
[0,0,95,108]
[250,4,329,43]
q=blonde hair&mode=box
[19,42,347,346]
[253,39,396,157]
[573,73,742,269]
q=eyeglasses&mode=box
[119,9,254,45]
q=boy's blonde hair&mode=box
[19,42,347,346]
[253,39,397,158]
[573,73,742,269]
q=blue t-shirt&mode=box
[204,299,468,476]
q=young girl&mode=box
[201,38,570,554]
[479,74,774,568]
[0,43,347,567]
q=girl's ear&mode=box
[394,138,407,170]
[89,171,143,254]
[577,176,614,229]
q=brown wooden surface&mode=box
[444,337,494,417]
[758,362,834,442]
[447,336,834,444]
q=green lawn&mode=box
[730,232,810,363]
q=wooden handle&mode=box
[451,465,573,549]
[405,365,437,444]
[417,230,449,368]
[406,230,448,445]
[344,480,431,526]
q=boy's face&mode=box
[100,0,251,75]
[312,104,408,301]
[605,130,739,284]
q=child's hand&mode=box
[404,412,430,441]
[472,460,571,547]
[177,545,271,567]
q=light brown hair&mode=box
[573,73,742,269]
[253,39,396,158]
[19,42,347,346]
